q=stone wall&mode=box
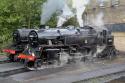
[84,0,125,25]
[112,32,125,52]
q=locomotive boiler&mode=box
[16,26,116,70]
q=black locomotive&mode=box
[3,26,116,70]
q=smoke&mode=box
[41,0,108,28]
[41,0,65,25]
[57,0,90,27]
[72,0,90,27]
[57,4,74,27]
[92,12,104,28]
[41,0,90,27]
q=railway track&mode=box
[0,68,29,77]
[0,56,30,77]
[0,52,124,83]
[1,61,124,83]
[0,60,10,64]
[0,56,10,64]
[0,63,30,77]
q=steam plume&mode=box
[41,0,90,27]
[41,0,65,25]
[57,0,90,27]
[72,0,90,27]
[57,4,74,27]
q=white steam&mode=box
[41,0,90,27]
[92,12,104,27]
[57,4,74,27]
[57,0,90,27]
[41,0,65,25]
[72,0,90,27]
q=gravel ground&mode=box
[74,54,125,83]
[75,71,125,83]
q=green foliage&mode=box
[62,17,79,27]
[0,0,46,50]
[46,14,57,27]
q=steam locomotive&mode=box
[3,26,116,70]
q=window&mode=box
[98,0,105,8]
[111,0,119,7]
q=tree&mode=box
[0,0,46,51]
[62,17,79,27]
